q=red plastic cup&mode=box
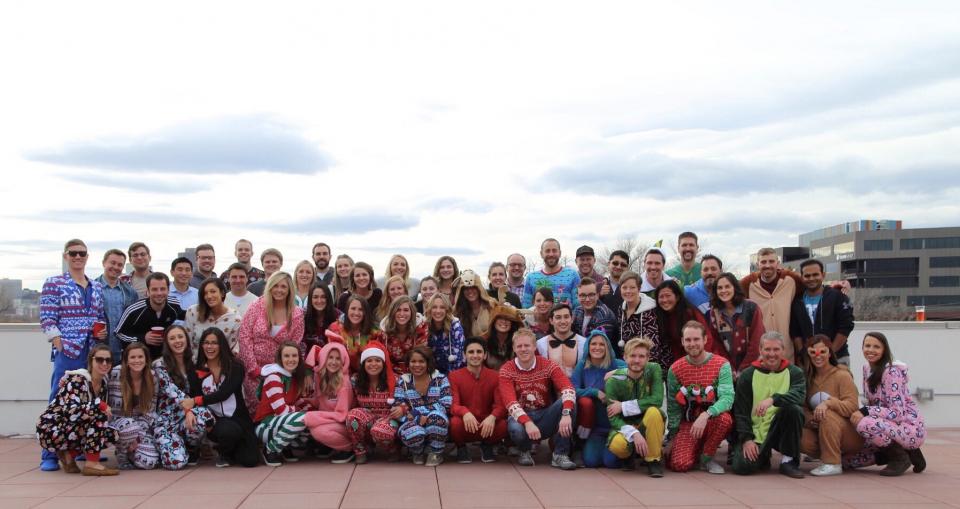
[92,321,106,339]
[916,306,926,322]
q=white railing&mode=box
[1,322,958,435]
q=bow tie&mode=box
[549,337,577,349]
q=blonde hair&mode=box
[265,271,296,328]
[377,275,409,320]
[293,260,316,293]
[333,254,354,297]
[384,295,418,338]
[384,254,411,281]
[584,334,614,369]
[623,336,654,358]
[426,293,454,334]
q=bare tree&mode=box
[596,235,651,275]
[849,288,912,321]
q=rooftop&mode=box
[2,433,960,509]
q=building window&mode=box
[862,258,919,275]
[930,276,960,288]
[864,239,893,251]
[930,256,960,268]
[900,238,924,250]
[861,277,918,288]
[907,295,960,306]
[811,245,832,258]
[925,237,960,249]
[834,241,855,255]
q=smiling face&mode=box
[681,326,706,358]
[126,347,147,374]
[862,335,885,365]
[540,240,560,269]
[262,254,281,277]
[201,334,220,360]
[235,241,253,264]
[438,259,455,280]
[801,264,824,292]
[347,299,365,326]
[148,277,169,307]
[463,286,480,303]
[549,307,572,336]
[577,282,598,311]
[576,253,595,277]
[270,278,290,302]
[488,265,506,288]
[336,258,353,278]
[807,340,830,369]
[608,255,628,279]
[494,317,513,333]
[620,278,639,306]
[296,264,314,288]
[533,292,552,315]
[363,356,384,377]
[759,338,784,370]
[657,287,678,312]
[394,301,413,326]
[130,246,151,270]
[758,253,779,282]
[280,345,300,372]
[165,328,188,356]
[390,256,407,277]
[387,280,406,300]
[701,258,721,288]
[626,345,649,374]
[196,249,215,273]
[172,261,193,286]
[512,333,536,363]
[644,252,664,281]
[419,279,437,301]
[678,236,698,263]
[311,287,328,311]
[408,351,427,377]
[313,245,331,270]
[229,269,248,294]
[324,348,342,374]
[203,282,223,308]
[715,277,735,304]
[588,335,606,361]
[63,244,88,272]
[103,253,126,280]
[507,255,525,280]
[429,298,448,323]
[464,341,486,368]
[92,350,113,377]
[352,267,371,290]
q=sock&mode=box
[781,455,794,464]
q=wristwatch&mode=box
[561,409,572,417]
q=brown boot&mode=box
[878,443,910,476]
[57,451,80,474]
[81,463,119,476]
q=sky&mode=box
[1,1,959,289]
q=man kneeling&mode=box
[732,331,806,478]
[605,337,666,477]
[499,328,577,470]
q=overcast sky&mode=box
[2,1,959,289]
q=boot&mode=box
[878,443,910,476]
[907,448,926,473]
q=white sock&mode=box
[781,455,794,464]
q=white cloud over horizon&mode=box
[1,1,959,289]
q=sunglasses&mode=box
[610,261,628,267]
[66,250,88,258]
[93,356,112,364]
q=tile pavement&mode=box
[1,429,960,508]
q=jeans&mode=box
[507,399,575,455]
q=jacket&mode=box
[115,297,185,359]
[708,299,765,374]
[733,359,805,444]
[741,269,802,361]
[789,286,855,358]
[303,342,353,427]
[236,297,305,382]
[40,273,106,359]
[604,362,663,445]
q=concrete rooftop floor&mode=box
[2,430,960,509]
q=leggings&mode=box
[256,412,310,453]
[668,412,733,472]
[398,411,449,455]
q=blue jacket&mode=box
[570,331,626,435]
[685,279,711,315]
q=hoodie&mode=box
[619,293,664,369]
[571,330,626,435]
[253,362,302,422]
[303,342,354,428]
[733,359,805,444]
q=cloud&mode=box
[541,152,960,197]
[19,209,203,225]
[0,239,133,252]
[610,43,960,132]
[266,214,419,235]
[25,114,330,174]
[53,171,211,194]
[418,198,493,214]
[351,245,482,256]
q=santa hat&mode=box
[359,340,395,393]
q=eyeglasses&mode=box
[93,356,112,364]
[67,250,88,258]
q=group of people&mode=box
[35,234,926,480]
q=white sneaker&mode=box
[702,459,725,474]
[810,463,842,476]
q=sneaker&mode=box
[480,444,496,463]
[779,461,805,479]
[187,448,200,466]
[40,457,60,472]
[314,444,334,459]
[517,451,535,467]
[810,463,843,476]
[456,446,472,464]
[280,448,299,463]
[551,453,577,471]
[702,459,725,475]
[331,451,355,464]
[263,451,284,467]
[215,453,231,468]
[425,453,443,467]
[355,452,369,465]
[647,460,665,478]
[507,446,520,457]
[412,453,426,465]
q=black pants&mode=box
[210,416,260,468]
[732,404,804,475]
